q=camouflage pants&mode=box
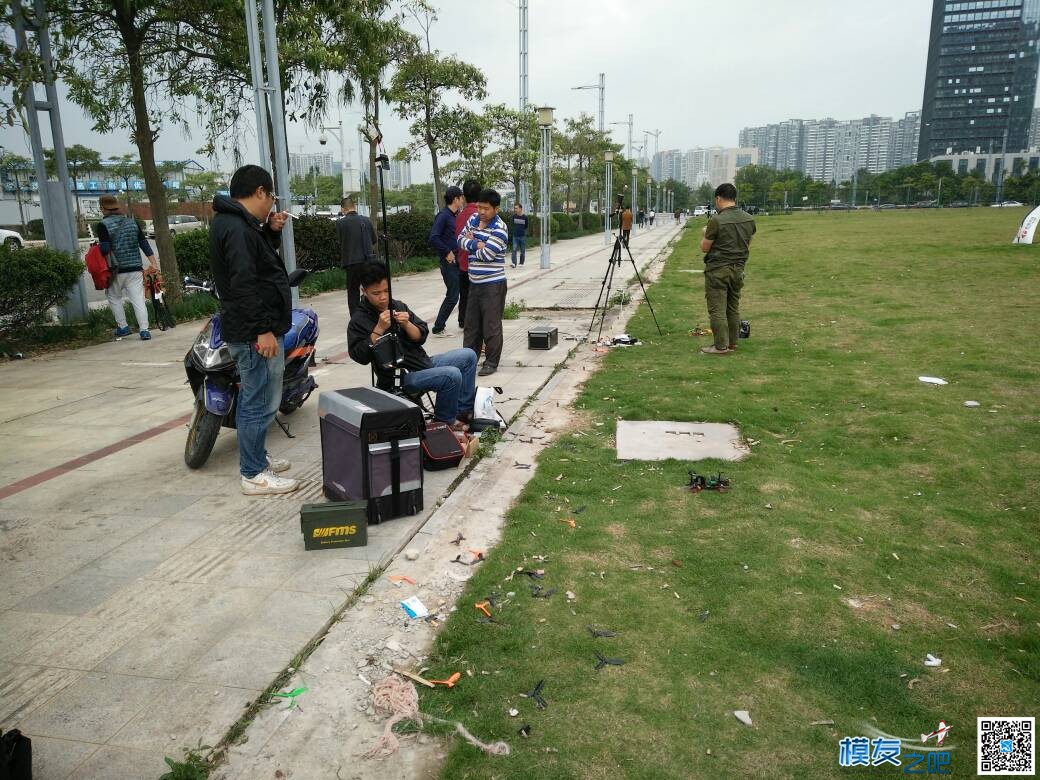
[704,264,745,350]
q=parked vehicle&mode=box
[948,201,969,208]
[182,269,319,469]
[693,205,709,217]
[146,214,206,238]
[878,203,898,209]
[992,200,1025,208]
[0,228,24,249]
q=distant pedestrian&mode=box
[620,204,633,246]
[637,208,645,228]
[649,209,656,226]
[458,188,509,376]
[454,179,481,329]
[96,194,157,340]
[510,202,528,267]
[699,182,756,356]
[336,196,378,316]
[674,208,681,223]
[209,165,299,495]
[429,185,465,334]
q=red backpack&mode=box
[84,244,113,290]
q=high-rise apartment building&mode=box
[739,120,806,171]
[651,149,683,182]
[289,152,336,180]
[389,158,412,191]
[891,111,923,168]
[918,0,1040,158]
[1029,105,1040,147]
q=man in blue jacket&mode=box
[429,185,465,334]
[209,165,298,496]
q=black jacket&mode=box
[336,212,378,267]
[347,296,432,389]
[209,195,292,343]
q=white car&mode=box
[693,206,709,217]
[146,214,206,237]
[992,200,1025,208]
[0,228,24,249]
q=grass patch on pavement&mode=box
[421,209,1040,778]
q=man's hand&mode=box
[256,331,278,358]
[446,251,456,264]
[392,310,410,325]
[476,241,486,251]
[374,308,392,336]
[268,211,290,232]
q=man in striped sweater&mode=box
[458,188,509,376]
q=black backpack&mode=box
[0,729,32,780]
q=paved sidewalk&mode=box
[0,221,682,779]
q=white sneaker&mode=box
[241,471,299,496]
[267,455,291,473]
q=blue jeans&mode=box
[511,236,526,266]
[434,259,460,330]
[401,348,477,423]
[228,337,284,478]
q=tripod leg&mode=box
[586,242,621,338]
[597,255,619,344]
[623,241,664,336]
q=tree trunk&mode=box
[576,159,584,229]
[13,173,27,235]
[565,157,572,214]
[430,140,442,210]
[119,16,178,297]
[368,83,380,217]
[71,173,82,235]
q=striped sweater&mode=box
[457,213,508,285]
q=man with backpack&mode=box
[96,194,158,340]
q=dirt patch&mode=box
[759,480,796,495]
[606,522,627,541]
[840,594,941,631]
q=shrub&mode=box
[0,244,84,336]
[292,215,339,272]
[379,210,435,256]
[173,229,211,280]
[27,218,44,240]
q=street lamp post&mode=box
[603,150,614,245]
[319,120,352,198]
[647,177,652,225]
[610,114,635,239]
[537,106,554,269]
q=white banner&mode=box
[1012,204,1040,244]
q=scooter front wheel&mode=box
[184,400,223,469]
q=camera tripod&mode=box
[586,217,663,343]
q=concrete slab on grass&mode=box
[616,420,749,462]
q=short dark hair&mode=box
[341,196,355,210]
[513,202,523,209]
[444,186,463,206]
[714,182,737,201]
[229,165,274,199]
[359,261,389,288]
[477,188,501,208]
[463,178,482,203]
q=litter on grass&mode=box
[270,686,308,709]
[918,376,948,386]
[964,400,981,408]
[734,710,753,727]
[924,654,942,667]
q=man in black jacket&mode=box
[336,196,378,316]
[209,165,299,496]
[347,263,476,427]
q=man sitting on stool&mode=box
[347,262,477,429]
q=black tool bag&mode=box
[421,421,465,470]
[319,387,424,524]
[0,729,32,780]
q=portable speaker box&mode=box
[319,387,424,525]
[527,325,558,350]
[300,501,368,550]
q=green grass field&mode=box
[419,209,1039,779]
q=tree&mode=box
[694,181,714,206]
[484,104,539,207]
[441,106,508,188]
[0,152,33,234]
[44,144,101,231]
[659,178,692,210]
[387,42,487,204]
[733,164,776,206]
[182,171,227,219]
[107,155,142,211]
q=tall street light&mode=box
[537,106,554,269]
[647,177,652,224]
[603,150,614,245]
[319,120,354,199]
[572,73,605,132]
[610,114,635,239]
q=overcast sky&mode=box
[1,0,935,181]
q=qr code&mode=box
[979,717,1035,775]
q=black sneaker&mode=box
[478,363,497,377]
[432,325,445,334]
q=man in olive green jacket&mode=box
[699,182,755,354]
